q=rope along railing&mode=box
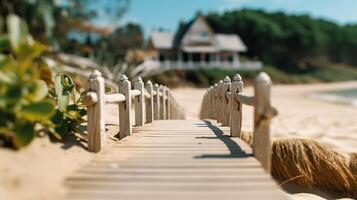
[83,70,185,152]
[200,72,278,172]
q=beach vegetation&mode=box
[0,14,86,149]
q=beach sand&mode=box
[0,81,356,200]
[0,104,120,200]
[173,81,357,199]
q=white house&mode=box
[146,16,261,70]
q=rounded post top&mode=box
[154,83,159,88]
[233,74,242,81]
[90,70,102,79]
[214,83,218,87]
[134,76,143,83]
[223,76,231,83]
[120,74,128,81]
[146,80,153,85]
[255,72,272,85]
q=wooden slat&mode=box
[65,120,288,200]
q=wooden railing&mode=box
[84,70,185,152]
[200,72,278,172]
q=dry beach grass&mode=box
[271,139,356,197]
[240,132,357,198]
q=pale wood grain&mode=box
[134,77,145,126]
[86,70,105,152]
[230,74,243,138]
[153,84,160,120]
[66,120,286,200]
[253,72,273,172]
[145,81,154,123]
[105,93,125,104]
[118,75,132,139]
[222,76,231,126]
[159,86,166,120]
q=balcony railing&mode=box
[156,60,263,70]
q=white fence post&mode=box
[222,76,231,126]
[160,85,166,120]
[145,81,154,123]
[134,77,145,126]
[213,83,218,121]
[118,75,132,139]
[253,72,276,172]
[166,88,171,119]
[230,74,243,137]
[153,83,160,120]
[86,70,105,152]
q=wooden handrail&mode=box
[105,93,125,104]
[144,91,150,99]
[131,89,141,97]
[84,70,184,153]
[200,72,277,173]
[235,93,255,106]
[83,92,98,106]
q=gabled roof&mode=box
[148,16,248,52]
[173,19,195,48]
[149,32,173,49]
[214,34,247,52]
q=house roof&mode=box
[149,17,247,52]
[173,19,195,48]
[150,32,173,49]
[214,34,247,52]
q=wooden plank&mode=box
[65,120,287,200]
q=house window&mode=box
[228,55,234,63]
[159,53,165,61]
[191,32,210,43]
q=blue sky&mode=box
[91,0,357,35]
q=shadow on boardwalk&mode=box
[194,120,252,159]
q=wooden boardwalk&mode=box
[65,120,288,200]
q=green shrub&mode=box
[0,14,86,149]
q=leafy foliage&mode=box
[48,74,86,140]
[0,14,86,149]
[0,0,131,52]
[0,14,55,148]
[205,9,357,72]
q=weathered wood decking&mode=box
[65,120,287,200]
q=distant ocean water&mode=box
[310,88,357,107]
